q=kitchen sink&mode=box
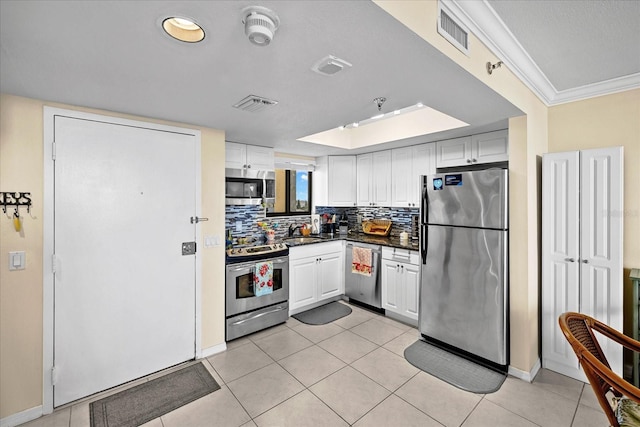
[283,236,324,246]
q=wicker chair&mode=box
[558,312,640,426]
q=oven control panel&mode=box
[226,243,288,261]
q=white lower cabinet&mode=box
[289,241,345,313]
[381,247,420,325]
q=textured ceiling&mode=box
[487,0,640,92]
[1,1,636,157]
[0,1,520,156]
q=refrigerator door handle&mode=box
[421,224,427,264]
[420,180,429,265]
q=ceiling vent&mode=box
[311,55,352,76]
[233,95,278,112]
[438,2,470,55]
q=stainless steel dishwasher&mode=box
[345,242,382,309]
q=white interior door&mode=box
[53,116,197,406]
[579,147,624,376]
[542,151,582,379]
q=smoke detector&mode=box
[242,6,280,46]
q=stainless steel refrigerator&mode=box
[419,169,508,371]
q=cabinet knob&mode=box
[471,158,478,163]
[582,259,589,264]
[247,164,251,168]
[466,159,472,164]
[565,257,575,262]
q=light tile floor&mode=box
[22,301,609,427]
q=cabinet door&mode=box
[328,156,357,206]
[541,151,582,378]
[289,257,317,310]
[472,130,508,164]
[436,136,471,168]
[402,263,420,321]
[225,142,246,169]
[246,145,274,171]
[391,147,413,207]
[356,153,373,206]
[579,147,623,377]
[372,150,392,206]
[381,259,401,313]
[318,251,344,300]
[411,143,436,206]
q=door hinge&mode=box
[51,366,59,386]
[52,142,56,160]
[51,253,57,274]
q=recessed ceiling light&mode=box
[162,17,205,43]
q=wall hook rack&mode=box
[1,192,32,215]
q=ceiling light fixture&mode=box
[242,6,280,46]
[162,17,205,43]
[342,102,427,129]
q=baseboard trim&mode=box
[201,342,227,358]
[508,358,541,383]
[0,405,42,427]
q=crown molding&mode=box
[446,0,640,106]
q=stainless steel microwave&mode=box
[225,168,275,205]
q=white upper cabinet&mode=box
[392,143,435,207]
[436,130,508,168]
[472,130,509,164]
[357,150,391,206]
[328,156,357,206]
[225,142,274,171]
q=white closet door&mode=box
[579,147,624,376]
[53,116,197,406]
[542,151,582,379]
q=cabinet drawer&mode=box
[382,247,419,265]
[289,240,343,260]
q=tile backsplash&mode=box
[225,205,418,245]
[225,205,310,244]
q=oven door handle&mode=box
[227,258,288,271]
[230,305,287,326]
[228,265,254,273]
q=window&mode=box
[267,169,312,216]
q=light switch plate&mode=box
[9,251,25,270]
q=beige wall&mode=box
[548,88,640,337]
[0,94,226,419]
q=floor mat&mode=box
[404,340,506,394]
[293,301,352,325]
[90,362,220,427]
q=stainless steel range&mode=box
[225,243,289,341]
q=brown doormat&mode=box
[90,362,220,427]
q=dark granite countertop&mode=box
[282,232,419,251]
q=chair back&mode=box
[559,312,640,427]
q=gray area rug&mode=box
[90,362,220,427]
[293,301,352,325]
[404,340,506,394]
